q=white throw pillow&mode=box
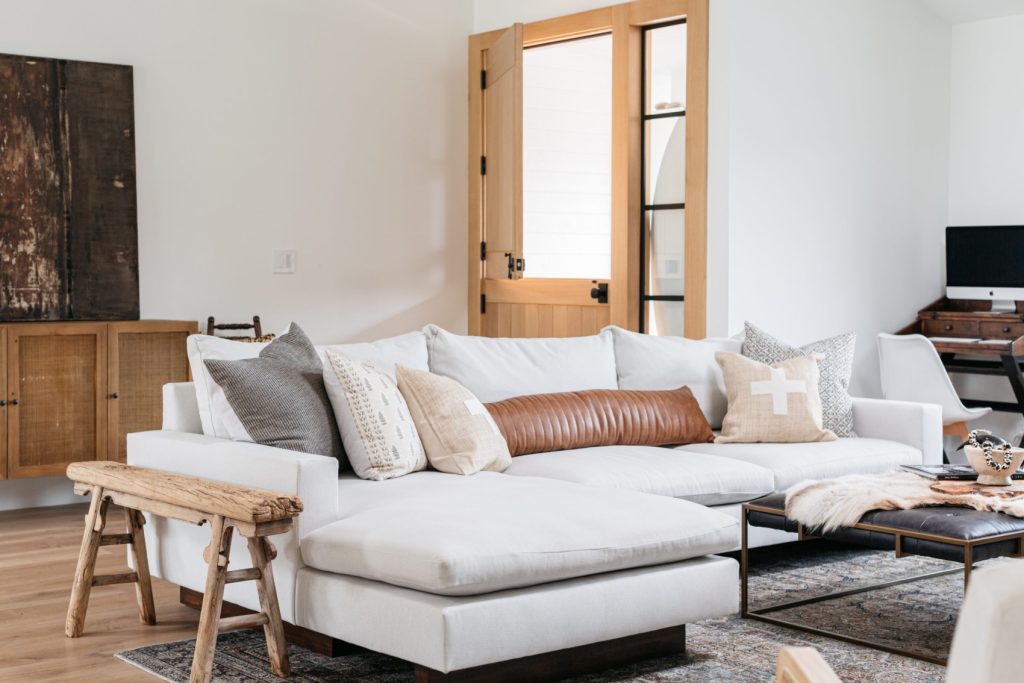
[188,329,430,439]
[604,325,740,429]
[323,350,426,480]
[423,325,618,403]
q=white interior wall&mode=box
[0,0,473,511]
[947,14,1024,442]
[721,0,952,397]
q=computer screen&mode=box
[946,226,1024,288]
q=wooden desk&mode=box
[898,298,1024,444]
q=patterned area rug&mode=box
[118,541,964,682]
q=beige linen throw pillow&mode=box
[715,352,837,444]
[396,366,512,474]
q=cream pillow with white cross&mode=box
[714,352,837,444]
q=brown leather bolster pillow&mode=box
[484,387,713,457]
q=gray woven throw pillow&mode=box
[205,323,345,463]
[741,322,856,437]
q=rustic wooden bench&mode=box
[65,461,303,683]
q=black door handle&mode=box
[11,399,18,406]
[111,392,119,399]
[0,400,5,407]
[590,282,609,304]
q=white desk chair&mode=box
[775,559,1024,683]
[877,333,990,442]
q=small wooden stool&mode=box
[65,461,303,683]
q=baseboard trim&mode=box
[414,625,687,683]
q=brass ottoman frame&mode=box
[740,500,1024,665]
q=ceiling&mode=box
[920,0,1024,23]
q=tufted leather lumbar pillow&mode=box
[484,387,713,457]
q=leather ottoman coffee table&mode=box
[741,492,1024,664]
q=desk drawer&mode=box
[979,321,1024,340]
[922,319,979,337]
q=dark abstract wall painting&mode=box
[0,53,138,320]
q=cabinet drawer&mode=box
[921,319,979,337]
[979,321,1024,340]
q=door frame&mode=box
[467,0,709,338]
[6,322,108,479]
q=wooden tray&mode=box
[930,481,1024,498]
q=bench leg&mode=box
[247,537,290,677]
[125,508,157,625]
[190,515,233,683]
[66,486,109,637]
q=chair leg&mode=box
[66,486,109,638]
[190,516,233,683]
[125,508,157,625]
[943,421,970,441]
[247,536,290,677]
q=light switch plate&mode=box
[273,250,297,274]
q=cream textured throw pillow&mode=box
[323,350,426,481]
[396,366,512,475]
[715,352,837,444]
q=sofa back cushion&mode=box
[605,325,740,429]
[188,329,429,438]
[423,325,618,403]
[486,387,713,457]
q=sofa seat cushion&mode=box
[301,471,737,596]
[675,438,922,490]
[502,445,774,505]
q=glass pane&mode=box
[647,300,684,337]
[523,34,612,279]
[647,209,685,297]
[646,116,685,205]
[647,23,687,114]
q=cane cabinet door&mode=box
[0,327,6,479]
[7,323,108,478]
[107,321,193,462]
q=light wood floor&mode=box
[0,503,202,682]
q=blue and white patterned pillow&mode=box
[741,322,856,437]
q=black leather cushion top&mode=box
[746,493,1024,563]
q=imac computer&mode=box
[946,225,1024,313]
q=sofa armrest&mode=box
[127,430,338,535]
[126,430,339,624]
[851,397,943,464]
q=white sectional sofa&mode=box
[128,325,942,681]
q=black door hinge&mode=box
[481,69,487,90]
[480,156,487,175]
[480,293,487,314]
[480,241,486,261]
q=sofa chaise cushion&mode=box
[300,471,737,596]
[502,445,774,505]
[675,438,922,490]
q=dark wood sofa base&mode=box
[413,625,686,682]
[181,586,687,681]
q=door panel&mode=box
[108,322,192,462]
[482,23,523,281]
[8,323,107,478]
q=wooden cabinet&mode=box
[2,320,195,479]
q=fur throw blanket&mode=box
[785,471,1024,532]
